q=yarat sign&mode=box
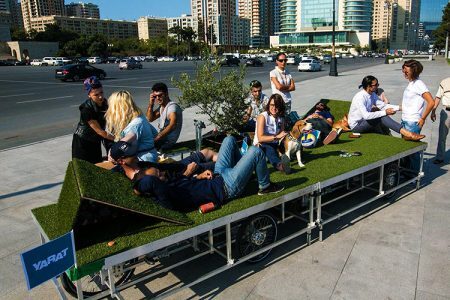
[21,231,75,290]
[33,248,69,271]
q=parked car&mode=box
[87,57,102,64]
[266,55,275,62]
[56,57,71,64]
[55,64,106,81]
[158,56,175,62]
[30,59,48,66]
[323,55,332,64]
[119,59,143,70]
[0,60,14,66]
[245,58,264,67]
[106,57,118,64]
[286,55,300,65]
[14,60,27,66]
[43,57,63,66]
[298,59,322,72]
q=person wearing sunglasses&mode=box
[146,82,183,151]
[347,75,425,141]
[270,52,295,115]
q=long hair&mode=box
[266,93,286,117]
[105,90,142,140]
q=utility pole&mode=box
[445,30,449,59]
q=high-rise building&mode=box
[0,0,23,28]
[343,0,372,32]
[238,0,273,48]
[372,0,421,50]
[65,2,100,19]
[191,0,248,50]
[272,0,280,33]
[137,16,168,40]
[21,0,65,32]
[279,0,298,32]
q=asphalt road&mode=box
[0,57,384,150]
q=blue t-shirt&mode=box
[121,115,158,162]
[317,110,334,120]
[134,175,225,211]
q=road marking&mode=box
[106,77,140,82]
[0,93,35,98]
[17,95,74,104]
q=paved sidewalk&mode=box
[0,58,449,299]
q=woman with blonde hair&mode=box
[105,90,158,162]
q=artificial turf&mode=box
[32,99,426,275]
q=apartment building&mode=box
[137,16,167,40]
[167,14,198,39]
[191,0,248,50]
[238,0,273,48]
[29,15,138,39]
[0,0,22,28]
[65,2,100,19]
[372,0,421,51]
[21,0,65,32]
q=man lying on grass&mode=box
[110,136,284,211]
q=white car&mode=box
[298,59,322,72]
[286,55,299,65]
[56,57,71,64]
[30,59,48,66]
[87,57,102,64]
[42,57,62,66]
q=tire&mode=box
[98,73,105,80]
[237,213,278,263]
[72,75,80,82]
[383,163,400,199]
[138,65,142,69]
[60,258,136,298]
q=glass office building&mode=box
[278,31,348,45]
[280,0,297,32]
[420,0,448,23]
[343,0,372,31]
[301,0,334,29]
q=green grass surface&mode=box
[32,100,426,275]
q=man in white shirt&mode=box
[431,77,450,164]
[270,52,295,114]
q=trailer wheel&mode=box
[237,213,278,263]
[60,258,136,298]
[383,163,400,199]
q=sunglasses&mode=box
[277,59,288,62]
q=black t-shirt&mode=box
[75,99,108,142]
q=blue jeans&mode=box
[401,120,421,171]
[214,136,270,198]
[259,143,281,168]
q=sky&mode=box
[72,0,192,20]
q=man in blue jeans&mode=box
[132,136,284,211]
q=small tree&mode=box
[172,58,249,133]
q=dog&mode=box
[278,119,312,169]
[332,114,350,132]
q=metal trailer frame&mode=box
[32,144,426,300]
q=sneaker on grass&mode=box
[258,182,285,195]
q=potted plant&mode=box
[172,55,249,147]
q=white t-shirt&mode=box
[436,77,450,106]
[402,79,429,122]
[253,111,283,145]
[270,67,292,103]
[348,90,387,129]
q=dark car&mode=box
[323,55,332,64]
[55,64,106,81]
[220,55,240,66]
[245,58,264,67]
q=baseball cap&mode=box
[110,141,136,160]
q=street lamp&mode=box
[384,0,397,64]
[329,0,338,76]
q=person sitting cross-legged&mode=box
[130,136,284,211]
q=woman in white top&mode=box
[348,75,424,141]
[270,52,295,115]
[253,94,289,173]
[400,60,434,133]
[400,60,434,170]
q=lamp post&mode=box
[329,0,338,76]
[384,0,397,64]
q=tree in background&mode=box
[433,2,450,50]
